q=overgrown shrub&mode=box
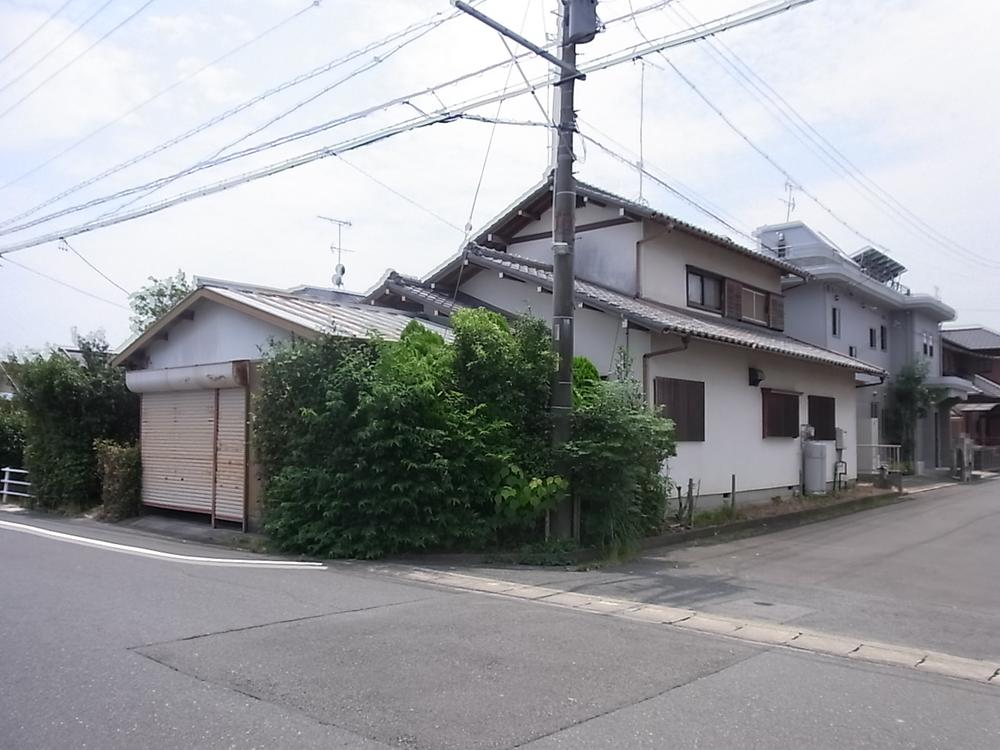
[94,440,142,521]
[562,377,676,554]
[255,312,675,559]
[15,336,138,510]
[0,398,25,469]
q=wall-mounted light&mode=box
[749,367,766,387]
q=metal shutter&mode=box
[213,388,247,523]
[141,391,215,513]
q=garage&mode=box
[129,362,250,528]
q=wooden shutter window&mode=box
[724,279,743,320]
[762,389,799,438]
[654,377,705,442]
[807,395,836,441]
[769,294,785,331]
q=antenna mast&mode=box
[317,215,352,287]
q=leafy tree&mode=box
[0,396,25,469]
[14,334,138,509]
[129,270,193,333]
[883,361,942,465]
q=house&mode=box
[940,326,1000,466]
[366,178,884,506]
[112,278,452,530]
[754,222,958,474]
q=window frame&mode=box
[762,389,800,439]
[685,266,725,314]
[807,395,837,441]
[741,285,770,326]
[880,324,887,351]
[869,327,877,349]
[653,376,706,442]
[832,306,841,338]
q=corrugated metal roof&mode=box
[207,285,453,341]
[942,327,1000,353]
[972,375,1000,398]
[461,248,883,376]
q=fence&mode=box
[857,444,903,474]
[973,446,1000,472]
[1,467,31,503]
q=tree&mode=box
[884,361,941,466]
[129,270,193,333]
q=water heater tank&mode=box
[803,441,827,494]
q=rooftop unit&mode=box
[851,247,911,296]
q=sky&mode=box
[0,0,998,352]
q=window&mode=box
[741,287,769,325]
[929,338,935,358]
[832,306,841,337]
[880,325,887,351]
[869,328,877,349]
[808,395,836,440]
[870,400,880,419]
[653,377,705,442]
[922,333,929,356]
[687,270,722,312]
[762,389,799,438]
[849,345,857,357]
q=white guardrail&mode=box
[857,444,903,474]
[1,467,31,502]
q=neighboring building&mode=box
[367,178,884,505]
[754,222,958,473]
[941,326,1000,461]
[113,279,451,530]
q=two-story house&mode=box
[754,222,960,474]
[941,326,1000,457]
[366,178,884,506]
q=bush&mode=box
[14,336,138,510]
[94,440,142,521]
[561,377,675,554]
[0,398,25,469]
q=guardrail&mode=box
[857,444,903,474]
[1,467,31,502]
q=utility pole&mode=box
[453,0,599,540]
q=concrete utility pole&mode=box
[453,0,599,540]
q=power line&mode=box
[0,255,128,309]
[0,5,472,227]
[59,237,129,295]
[0,0,77,67]
[661,0,1000,270]
[0,0,819,255]
[0,0,817,241]
[0,0,115,99]
[0,0,322,195]
[0,0,157,122]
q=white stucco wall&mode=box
[646,334,859,499]
[142,299,294,369]
[640,228,781,307]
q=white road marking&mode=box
[373,565,1000,686]
[0,519,326,570]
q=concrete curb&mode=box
[374,564,1000,688]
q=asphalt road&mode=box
[1,483,998,750]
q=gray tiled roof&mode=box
[465,248,884,375]
[942,327,1000,353]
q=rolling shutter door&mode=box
[214,388,247,523]
[141,391,215,513]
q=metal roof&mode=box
[467,176,808,279]
[384,248,883,376]
[113,282,452,367]
[972,375,1000,399]
[954,402,999,413]
[942,327,1000,354]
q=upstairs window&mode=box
[687,269,723,313]
[808,395,837,440]
[880,325,887,351]
[741,287,769,325]
[832,306,841,337]
[869,328,877,349]
[762,389,800,438]
[653,377,705,442]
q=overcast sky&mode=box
[0,0,998,352]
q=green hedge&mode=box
[94,440,142,521]
[0,398,25,469]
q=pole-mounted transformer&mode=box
[566,0,601,45]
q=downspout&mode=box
[642,336,690,401]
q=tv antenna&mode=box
[317,215,352,287]
[779,181,797,222]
